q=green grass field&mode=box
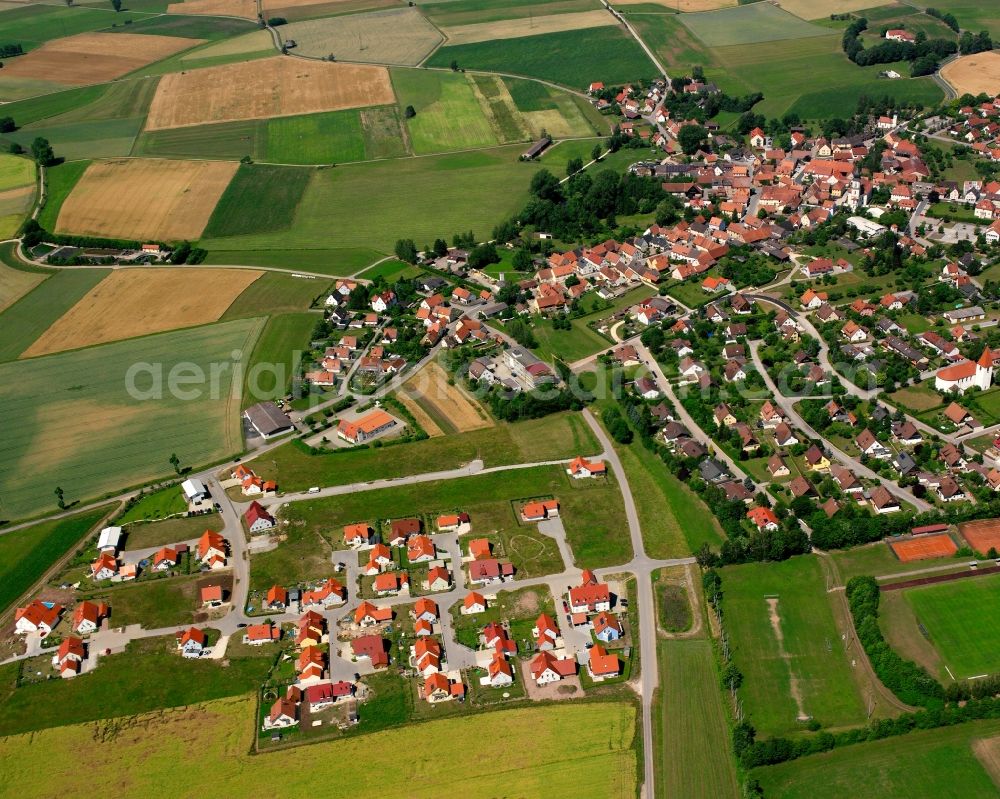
[0,4,156,52]
[0,155,35,190]
[199,146,544,256]
[656,639,740,799]
[201,247,381,274]
[0,318,264,520]
[108,13,257,40]
[241,312,317,405]
[201,163,312,239]
[116,484,187,523]
[8,117,143,161]
[426,26,656,90]
[222,271,330,318]
[0,85,109,128]
[133,119,266,161]
[119,514,215,550]
[275,461,631,568]
[0,268,109,362]
[422,0,601,27]
[627,11,717,74]
[0,505,112,613]
[904,573,1000,679]
[0,695,638,798]
[254,412,597,489]
[0,637,273,738]
[37,160,90,232]
[904,0,1000,37]
[393,69,499,154]
[721,556,867,737]
[266,110,366,164]
[680,3,828,47]
[754,719,1000,799]
[354,259,422,282]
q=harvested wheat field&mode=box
[0,33,203,86]
[281,7,442,66]
[166,0,256,18]
[443,10,615,45]
[145,57,394,130]
[942,52,1000,98]
[613,0,733,7]
[775,0,878,19]
[56,159,238,241]
[180,28,274,60]
[22,268,262,357]
[401,360,492,435]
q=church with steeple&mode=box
[935,347,994,394]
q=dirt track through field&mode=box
[22,268,262,357]
[56,158,238,241]
[441,10,615,45]
[766,597,809,722]
[0,33,203,85]
[145,57,395,130]
[942,52,1000,97]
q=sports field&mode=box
[754,719,1000,799]
[0,32,202,86]
[199,146,544,255]
[144,58,395,130]
[0,696,637,799]
[55,158,238,241]
[21,268,262,357]
[959,519,1000,554]
[426,26,656,89]
[282,7,443,66]
[0,317,264,520]
[890,534,958,563]
[904,573,1000,679]
[942,52,1000,97]
[680,3,831,47]
[721,556,867,736]
[441,9,614,44]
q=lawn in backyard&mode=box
[720,555,867,737]
[903,572,1000,679]
[116,484,188,523]
[0,318,264,520]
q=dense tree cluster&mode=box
[842,17,958,75]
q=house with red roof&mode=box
[14,600,63,636]
[354,601,393,627]
[361,543,393,575]
[487,652,514,687]
[594,611,624,643]
[413,597,438,623]
[566,456,607,479]
[72,600,107,634]
[569,571,611,614]
[297,645,326,680]
[936,347,993,394]
[301,577,346,608]
[296,610,325,647]
[245,501,275,534]
[426,565,451,592]
[468,558,515,585]
[197,531,227,568]
[414,636,443,676]
[352,634,389,669]
[54,636,85,678]
[521,499,559,521]
[201,584,224,607]
[265,585,288,609]
[468,538,492,560]
[264,698,298,730]
[151,546,178,572]
[531,651,577,685]
[406,534,436,563]
[588,644,621,680]
[373,571,409,596]
[462,591,487,615]
[483,622,517,656]
[423,672,466,702]
[176,627,207,658]
[436,512,471,534]
[243,623,280,646]
[532,613,560,651]
[747,506,780,531]
[91,552,118,581]
[343,523,374,548]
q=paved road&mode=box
[748,341,933,513]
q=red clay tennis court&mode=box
[890,534,958,562]
[960,519,1000,554]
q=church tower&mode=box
[976,347,994,391]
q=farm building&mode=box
[244,402,294,439]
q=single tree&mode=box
[31,136,55,167]
[54,486,65,509]
[511,248,532,271]
[404,105,416,119]
[591,144,602,163]
[449,59,459,72]
[169,453,181,474]
[9,142,23,155]
[394,238,418,264]
[566,157,583,177]
[111,0,122,10]
[677,123,707,156]
[0,116,15,133]
[432,238,448,258]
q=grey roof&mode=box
[244,402,294,438]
